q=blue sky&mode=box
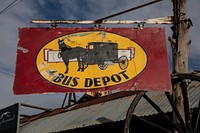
[0,0,199,114]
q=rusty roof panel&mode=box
[187,81,200,107]
[135,81,200,117]
[19,81,200,133]
[20,95,137,133]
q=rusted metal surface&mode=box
[19,81,200,133]
[20,91,138,124]
[124,91,146,133]
[187,81,200,110]
[143,93,185,133]
[70,91,139,110]
[19,94,137,133]
[31,16,173,25]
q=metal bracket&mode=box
[51,23,57,29]
[138,22,144,29]
[94,24,101,29]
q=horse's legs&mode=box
[77,57,81,71]
[63,59,69,73]
[77,57,84,72]
[81,57,85,72]
[81,61,84,72]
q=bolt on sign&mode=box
[13,27,171,94]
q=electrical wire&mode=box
[0,70,14,78]
[0,0,21,15]
[95,0,163,23]
[0,0,6,6]
[6,0,22,11]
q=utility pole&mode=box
[170,0,193,131]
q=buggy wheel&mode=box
[98,63,108,70]
[118,56,129,70]
[124,73,200,133]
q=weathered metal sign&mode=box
[0,103,19,133]
[13,27,171,94]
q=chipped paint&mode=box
[31,16,173,25]
[17,46,29,53]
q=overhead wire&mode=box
[95,0,163,23]
[0,0,19,78]
[0,0,21,15]
[0,70,14,78]
[0,0,6,6]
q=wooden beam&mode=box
[31,16,173,25]
[21,103,53,112]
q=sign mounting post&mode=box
[170,0,193,129]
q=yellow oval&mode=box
[36,31,147,90]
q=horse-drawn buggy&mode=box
[57,39,134,73]
[83,42,134,70]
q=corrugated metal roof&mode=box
[187,81,200,108]
[20,95,136,133]
[19,81,200,133]
[135,81,200,116]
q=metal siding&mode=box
[20,95,136,133]
[188,81,200,108]
[134,81,200,117]
[19,82,199,133]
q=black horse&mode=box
[58,39,87,73]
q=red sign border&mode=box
[13,27,171,94]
